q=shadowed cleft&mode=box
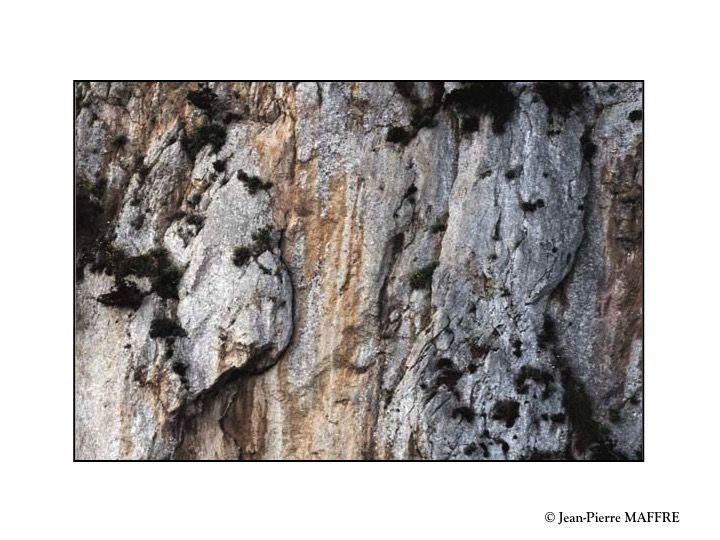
[436,358,454,369]
[580,127,597,162]
[520,198,545,212]
[556,360,624,460]
[409,261,439,290]
[505,166,522,180]
[537,314,557,349]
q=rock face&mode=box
[74,82,643,460]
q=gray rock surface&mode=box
[75,81,643,460]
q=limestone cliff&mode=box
[74,81,643,460]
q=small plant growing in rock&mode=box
[514,365,555,400]
[185,213,205,228]
[151,266,182,299]
[237,170,273,194]
[149,318,187,339]
[491,399,520,428]
[231,226,276,268]
[181,123,226,158]
[223,112,242,124]
[445,82,517,134]
[186,87,217,111]
[409,261,439,289]
[512,338,523,358]
[535,82,584,117]
[628,110,643,123]
[137,161,152,181]
[435,367,463,389]
[478,442,490,458]
[97,280,145,310]
[387,82,444,145]
[233,246,252,267]
[92,246,184,306]
[394,81,417,101]
[251,226,274,254]
[386,126,413,145]
[411,108,437,130]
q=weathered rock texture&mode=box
[74,81,643,460]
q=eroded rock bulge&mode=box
[75,82,643,460]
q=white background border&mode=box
[1,1,717,538]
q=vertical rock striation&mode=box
[75,81,643,460]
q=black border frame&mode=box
[73,80,644,462]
